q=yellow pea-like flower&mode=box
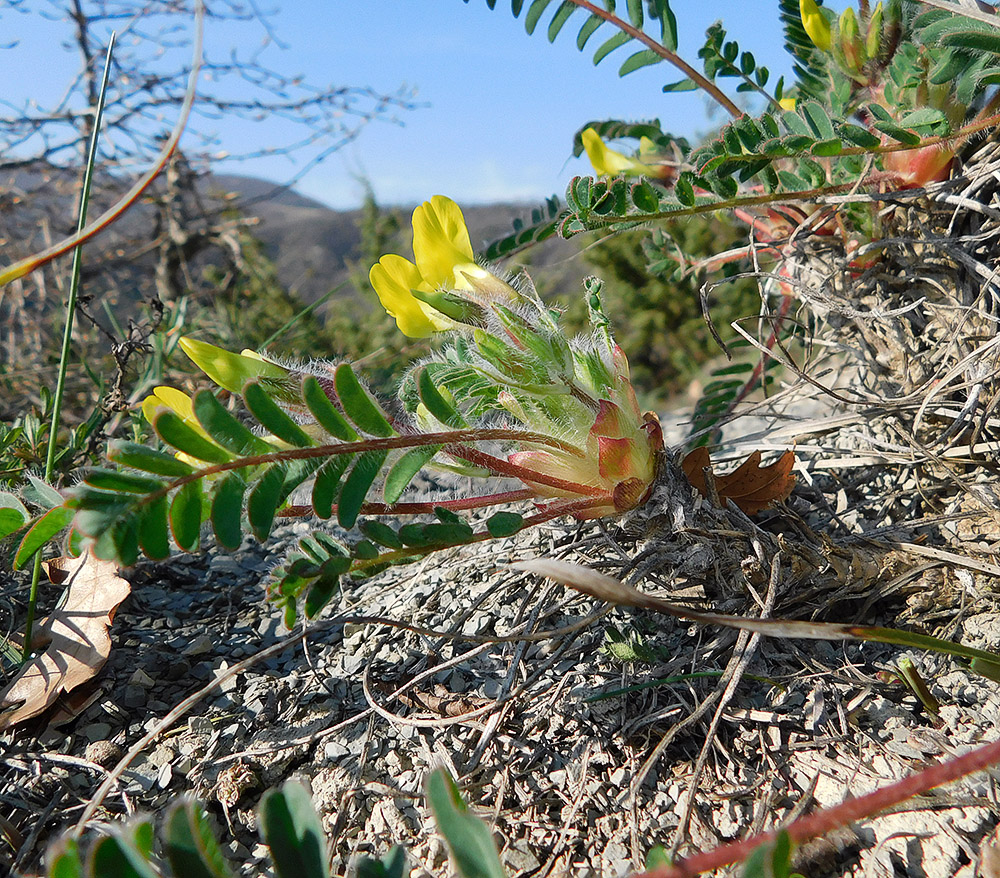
[369,195,513,338]
[581,128,659,178]
[800,0,832,52]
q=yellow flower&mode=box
[369,195,504,338]
[140,386,211,467]
[141,385,202,431]
[779,97,797,111]
[800,0,832,52]
[581,128,659,178]
[178,336,287,394]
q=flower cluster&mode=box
[370,196,663,518]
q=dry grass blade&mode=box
[511,558,1000,672]
[0,552,130,729]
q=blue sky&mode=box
[1,2,822,209]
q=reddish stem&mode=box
[280,489,537,519]
[637,736,1000,878]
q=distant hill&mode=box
[207,174,587,309]
[0,165,590,325]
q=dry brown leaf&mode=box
[681,447,796,515]
[0,551,130,729]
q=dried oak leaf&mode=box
[0,551,130,729]
[681,447,796,515]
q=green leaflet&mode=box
[88,834,161,878]
[192,389,274,456]
[164,798,235,878]
[302,375,357,441]
[211,473,246,551]
[525,0,555,35]
[417,367,467,428]
[170,479,203,552]
[107,440,196,477]
[259,781,331,878]
[0,492,28,540]
[356,847,408,878]
[359,519,404,549]
[334,364,394,437]
[547,1,576,42]
[338,450,388,528]
[138,494,171,560]
[243,382,314,448]
[398,521,475,547]
[427,768,507,878]
[312,454,353,520]
[618,49,663,76]
[154,410,232,465]
[84,468,165,495]
[45,837,83,878]
[24,474,64,510]
[594,30,630,66]
[486,512,525,538]
[383,446,441,504]
[304,574,339,619]
[576,9,603,50]
[248,463,288,542]
[13,505,75,568]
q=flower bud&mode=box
[866,2,883,60]
[178,337,288,394]
[837,7,864,74]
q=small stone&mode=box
[188,715,214,736]
[128,668,156,689]
[122,686,147,709]
[85,740,124,768]
[157,761,173,789]
[183,633,216,656]
[82,722,112,742]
